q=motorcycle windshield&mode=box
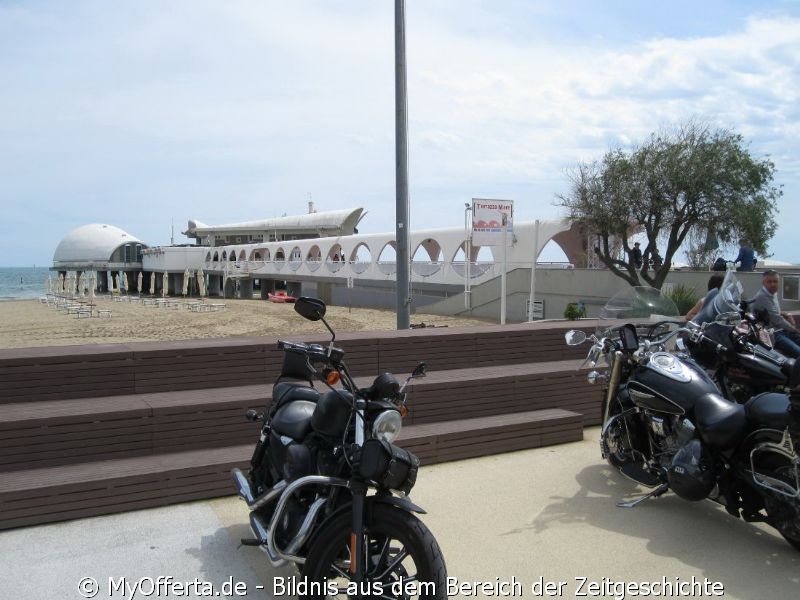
[709,270,744,319]
[597,286,681,337]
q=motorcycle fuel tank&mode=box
[727,352,787,387]
[628,352,719,415]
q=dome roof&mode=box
[52,224,144,264]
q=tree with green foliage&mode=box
[557,121,782,288]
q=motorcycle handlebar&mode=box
[277,340,341,365]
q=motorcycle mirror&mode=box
[411,362,427,378]
[565,330,587,345]
[294,297,327,321]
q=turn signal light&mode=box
[399,404,409,418]
[326,371,341,386]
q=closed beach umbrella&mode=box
[137,272,143,295]
[162,271,168,297]
[149,272,155,295]
[196,269,205,298]
[183,268,190,296]
[89,272,96,305]
[107,271,114,294]
[77,272,84,298]
[121,271,128,294]
[45,274,51,295]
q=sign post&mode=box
[471,198,514,324]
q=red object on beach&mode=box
[268,291,297,303]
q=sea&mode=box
[0,267,51,301]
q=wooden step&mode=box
[0,385,270,472]
[0,408,583,530]
[0,361,596,473]
[0,445,251,530]
[399,408,584,464]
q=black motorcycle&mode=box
[232,297,446,597]
[566,286,800,550]
[681,270,794,403]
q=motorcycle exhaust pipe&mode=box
[231,468,287,509]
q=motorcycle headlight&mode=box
[372,410,403,443]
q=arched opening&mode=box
[450,242,470,278]
[537,239,572,266]
[377,242,397,275]
[350,243,372,274]
[307,245,322,272]
[274,248,286,270]
[221,250,227,261]
[289,246,302,271]
[238,249,246,261]
[325,244,344,273]
[212,251,219,263]
[411,238,443,277]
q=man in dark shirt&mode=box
[734,239,756,272]
[630,242,643,269]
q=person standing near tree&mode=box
[734,239,757,272]
[630,242,643,269]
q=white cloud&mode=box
[1,2,798,264]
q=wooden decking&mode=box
[0,320,599,529]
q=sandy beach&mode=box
[0,296,492,349]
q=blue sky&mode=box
[1,0,798,267]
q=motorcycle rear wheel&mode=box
[301,504,447,599]
[762,465,800,552]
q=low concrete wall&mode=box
[236,268,800,324]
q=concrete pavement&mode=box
[1,427,798,599]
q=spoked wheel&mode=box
[601,409,639,470]
[301,504,447,599]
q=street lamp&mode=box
[464,202,472,309]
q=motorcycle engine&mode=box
[646,414,715,501]
[646,414,695,463]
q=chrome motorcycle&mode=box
[566,286,800,550]
[232,297,446,597]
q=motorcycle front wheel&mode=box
[601,406,641,470]
[301,504,447,599]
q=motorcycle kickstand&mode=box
[616,483,669,509]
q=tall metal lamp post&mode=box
[395,0,411,329]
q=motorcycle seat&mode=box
[694,393,747,450]
[273,381,320,405]
[745,392,789,431]
[271,399,316,441]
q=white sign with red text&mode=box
[471,198,513,247]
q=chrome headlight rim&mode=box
[371,409,403,443]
